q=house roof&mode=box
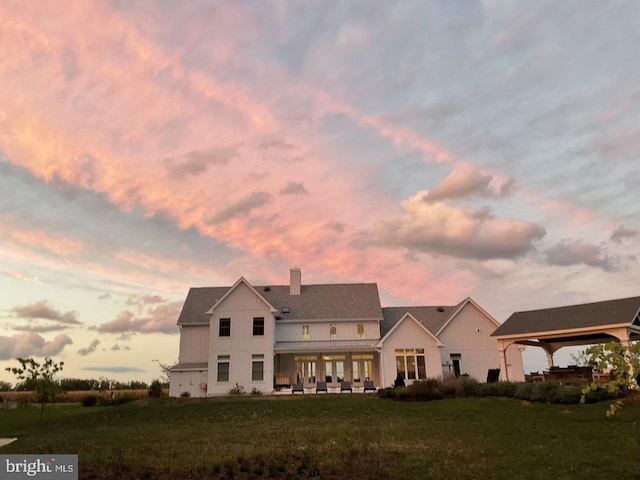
[177,282,383,325]
[380,303,462,337]
[491,296,640,338]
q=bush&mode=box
[81,394,99,407]
[148,380,163,398]
[180,391,191,398]
[228,383,245,395]
[440,376,479,398]
[476,381,518,398]
[251,387,262,396]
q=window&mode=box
[352,354,374,382]
[357,323,365,339]
[219,318,231,337]
[217,355,230,382]
[252,354,264,381]
[395,349,426,381]
[253,317,265,336]
[330,324,336,339]
[302,325,310,340]
[294,355,316,383]
[323,355,345,383]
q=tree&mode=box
[579,341,640,416]
[5,357,64,418]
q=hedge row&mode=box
[378,377,617,404]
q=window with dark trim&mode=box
[253,317,265,336]
[219,318,231,337]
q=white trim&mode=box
[492,322,634,341]
[377,312,444,347]
[205,277,277,314]
[435,297,501,337]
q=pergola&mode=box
[492,296,640,381]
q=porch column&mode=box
[498,340,509,381]
[539,341,558,368]
[614,328,634,381]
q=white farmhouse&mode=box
[169,268,524,397]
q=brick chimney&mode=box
[290,267,301,295]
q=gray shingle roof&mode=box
[177,283,383,325]
[380,303,461,337]
[492,296,640,337]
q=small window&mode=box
[219,318,231,337]
[357,323,364,339]
[330,324,336,339]
[253,317,265,336]
[302,325,310,340]
[252,354,264,381]
[217,355,230,382]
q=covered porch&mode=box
[273,339,380,392]
[492,296,640,381]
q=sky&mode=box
[1,0,639,384]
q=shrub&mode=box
[514,382,534,400]
[228,383,245,395]
[251,387,262,396]
[148,380,163,398]
[440,376,479,398]
[476,381,518,398]
[405,379,443,401]
[180,391,191,398]
[81,394,99,407]
[377,387,397,399]
[393,373,405,388]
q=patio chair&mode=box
[292,383,304,394]
[340,381,352,393]
[316,381,328,394]
[486,369,500,383]
[363,380,377,393]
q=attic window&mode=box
[282,307,290,313]
[437,307,445,312]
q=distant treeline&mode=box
[2,378,156,392]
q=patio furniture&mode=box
[340,381,352,393]
[292,383,304,394]
[363,380,377,393]
[316,381,328,393]
[486,369,500,383]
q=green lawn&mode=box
[1,395,638,479]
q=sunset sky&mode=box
[1,1,639,384]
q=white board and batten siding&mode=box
[438,302,525,382]
[275,319,380,342]
[207,281,275,395]
[378,316,443,388]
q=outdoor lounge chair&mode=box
[340,381,352,393]
[363,380,377,393]
[486,369,500,383]
[292,383,304,394]
[316,381,328,393]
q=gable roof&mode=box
[380,303,462,337]
[205,277,276,315]
[378,312,444,347]
[177,282,383,326]
[492,296,640,338]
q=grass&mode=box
[1,395,639,479]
